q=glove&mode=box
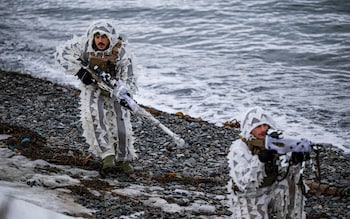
[259,150,276,163]
[119,94,138,111]
[113,80,129,99]
[76,68,94,85]
[113,80,137,111]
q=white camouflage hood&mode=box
[240,106,277,140]
[85,20,119,54]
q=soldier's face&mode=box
[251,124,269,140]
[94,33,110,51]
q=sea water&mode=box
[0,0,349,152]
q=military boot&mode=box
[115,161,134,175]
[99,155,116,178]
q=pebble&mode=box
[1,71,349,219]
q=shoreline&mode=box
[1,70,349,218]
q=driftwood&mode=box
[154,173,349,197]
[304,180,349,197]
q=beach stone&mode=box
[1,71,350,219]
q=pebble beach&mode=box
[0,71,349,219]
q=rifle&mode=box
[78,59,185,147]
[264,129,323,181]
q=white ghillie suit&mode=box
[55,20,137,162]
[226,107,306,219]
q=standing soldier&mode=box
[55,20,137,177]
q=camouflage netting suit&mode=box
[226,107,307,219]
[55,20,138,163]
